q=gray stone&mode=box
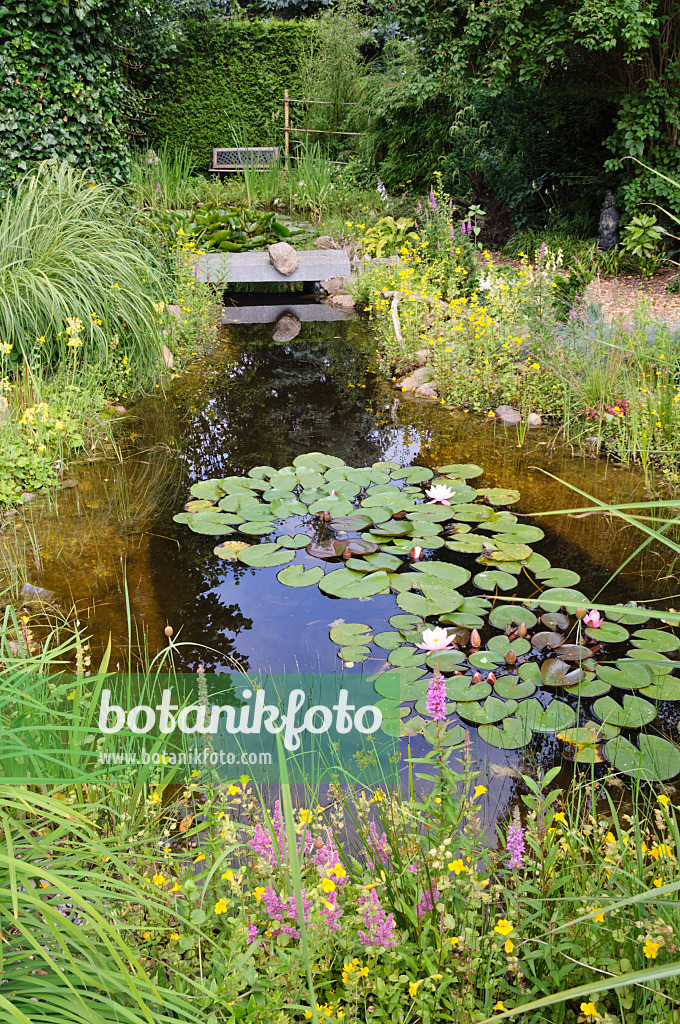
[327,293,355,311]
[268,242,299,276]
[320,276,351,296]
[316,235,343,250]
[20,583,57,604]
[20,492,35,503]
[195,250,350,284]
[415,382,438,398]
[495,405,521,425]
[415,349,430,367]
[399,366,432,391]
[272,313,302,343]
[221,303,349,325]
[162,344,174,368]
[528,412,542,427]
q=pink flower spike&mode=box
[426,668,447,721]
[584,609,603,629]
[415,627,457,652]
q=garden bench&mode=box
[208,147,279,177]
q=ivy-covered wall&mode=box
[149,18,317,169]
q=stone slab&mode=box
[220,302,350,324]
[194,250,351,284]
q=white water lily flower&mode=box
[415,627,457,652]
[425,483,455,505]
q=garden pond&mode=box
[10,301,680,796]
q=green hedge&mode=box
[149,18,317,170]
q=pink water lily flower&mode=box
[425,483,456,505]
[584,609,603,629]
[415,627,457,652]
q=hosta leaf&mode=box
[276,564,325,587]
[593,695,657,730]
[478,718,532,749]
[516,698,576,734]
[606,735,680,782]
[238,544,293,568]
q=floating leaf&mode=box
[294,452,345,469]
[184,498,215,512]
[349,542,388,560]
[306,540,349,560]
[487,540,533,562]
[368,520,414,538]
[408,506,455,523]
[374,699,410,720]
[554,644,591,661]
[414,697,457,717]
[606,735,680,782]
[319,568,392,599]
[396,589,463,617]
[534,568,582,587]
[373,667,427,699]
[238,544,293,568]
[390,465,434,483]
[413,561,471,588]
[640,678,680,701]
[388,646,428,667]
[173,512,194,524]
[276,564,325,587]
[541,658,584,687]
[564,678,611,698]
[538,587,588,611]
[631,629,680,653]
[451,503,494,522]
[389,614,423,630]
[420,723,467,747]
[329,622,373,645]
[593,695,657,730]
[516,698,576,734]
[330,513,374,531]
[338,645,371,663]
[276,534,311,549]
[488,605,538,631]
[473,570,517,591]
[532,631,565,650]
[596,660,652,690]
[269,498,308,517]
[627,649,676,678]
[493,676,537,700]
[444,676,492,701]
[457,697,518,725]
[477,487,520,505]
[309,496,354,516]
[487,635,531,657]
[214,540,250,560]
[558,726,601,747]
[586,622,630,644]
[541,612,571,631]
[248,465,275,479]
[188,512,235,536]
[518,662,543,687]
[425,649,467,673]
[446,534,487,554]
[238,522,276,536]
[478,718,532,749]
[469,650,505,669]
[190,479,226,500]
[373,631,403,650]
[607,605,651,625]
[437,463,483,479]
[583,718,621,739]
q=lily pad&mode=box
[486,540,533,563]
[389,614,423,631]
[446,534,487,554]
[607,605,651,625]
[190,479,226,500]
[319,568,392,599]
[487,635,531,658]
[438,463,484,479]
[373,667,427,699]
[518,662,543,687]
[451,503,494,522]
[329,622,373,645]
[238,522,277,536]
[596,660,652,690]
[425,649,467,672]
[534,568,582,588]
[541,612,571,631]
[473,570,518,591]
[541,658,584,687]
[362,551,401,570]
[593,695,657,730]
[516,698,576,734]
[373,631,403,650]
[396,589,463,617]
[639,678,680,701]
[554,644,591,661]
[563,678,611,698]
[306,540,349,560]
[493,676,537,700]
[338,645,371,663]
[538,588,588,612]
[407,506,455,523]
[388,646,428,667]
[531,631,565,650]
[269,498,308,517]
[413,561,471,588]
[488,605,538,631]
[238,544,293,568]
[276,564,325,587]
[478,718,532,749]
[586,622,630,644]
[309,496,354,516]
[330,513,374,531]
[276,534,312,549]
[414,696,457,717]
[420,723,467,747]
[188,513,235,536]
[458,696,518,725]
[368,519,414,538]
[444,676,492,701]
[214,540,250,560]
[631,628,680,653]
[477,487,520,505]
[390,465,434,483]
[184,498,215,512]
[606,735,680,782]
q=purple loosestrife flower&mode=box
[539,242,547,257]
[417,882,440,918]
[461,221,466,235]
[426,668,447,721]
[507,823,525,868]
[429,190,437,211]
[417,202,422,214]
[157,182,161,196]
[467,220,472,232]
[358,888,396,947]
[247,924,259,942]
[437,241,441,249]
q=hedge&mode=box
[149,18,317,170]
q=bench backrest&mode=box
[210,147,279,172]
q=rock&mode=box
[415,382,438,399]
[272,313,302,343]
[167,304,182,320]
[112,404,126,414]
[20,583,57,605]
[399,366,432,391]
[327,293,355,311]
[316,236,342,250]
[320,276,350,296]
[414,349,430,367]
[60,479,78,489]
[162,344,174,368]
[495,405,521,425]
[528,412,542,427]
[20,492,35,503]
[268,242,299,276]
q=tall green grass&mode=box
[0,162,165,373]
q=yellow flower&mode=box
[227,785,239,795]
[143,932,151,940]
[494,919,514,937]
[194,852,206,863]
[658,794,670,808]
[149,791,161,804]
[152,873,165,887]
[408,980,422,997]
[299,808,313,824]
[214,898,228,915]
[320,878,336,893]
[644,939,661,959]
[493,1002,506,1012]
[580,1002,600,1019]
[254,887,265,902]
[553,812,567,825]
[450,936,459,947]
[371,788,384,803]
[170,883,181,893]
[505,938,514,953]
[221,870,234,882]
[474,785,487,798]
[330,862,347,879]
[448,859,465,875]
[591,908,605,923]
[170,932,180,940]
[653,877,663,887]
[357,966,369,977]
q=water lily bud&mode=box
[517,622,527,637]
[487,672,496,684]
[470,628,481,647]
[575,607,586,620]
[505,649,516,664]
[472,671,482,683]
[508,630,517,642]
[408,546,424,561]
[164,625,174,637]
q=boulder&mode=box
[162,344,174,368]
[272,313,302,343]
[528,412,542,427]
[268,242,299,275]
[20,582,57,605]
[320,276,351,296]
[399,366,432,391]
[415,382,438,399]
[327,293,355,310]
[315,236,343,250]
[495,405,521,425]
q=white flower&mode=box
[425,483,456,505]
[415,627,457,652]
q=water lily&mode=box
[415,626,456,651]
[408,545,424,561]
[584,609,603,629]
[425,483,455,505]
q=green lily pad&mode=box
[538,588,588,612]
[184,498,215,512]
[563,678,611,698]
[524,551,552,573]
[458,696,518,725]
[248,465,275,479]
[388,646,428,667]
[516,698,576,734]
[473,570,517,591]
[486,540,533,563]
[478,717,532,749]
[389,614,423,630]
[238,522,276,536]
[586,622,630,644]
[451,503,494,522]
[420,723,467,747]
[541,612,571,631]
[518,662,543,687]
[173,512,194,525]
[368,519,414,538]
[373,667,427,699]
[188,513,235,536]
[631,629,680,653]
[596,660,652,690]
[413,561,471,588]
[469,650,505,669]
[407,506,455,523]
[414,696,457,717]
[493,676,537,699]
[319,568,392,599]
[477,487,520,505]
[639,678,680,701]
[627,649,676,677]
[329,622,373,645]
[494,523,545,543]
[488,605,538,631]
[425,649,467,672]
[446,534,487,554]
[238,544,293,568]
[190,479,226,500]
[534,568,583,588]
[606,735,680,782]
[276,564,325,587]
[438,463,484,479]
[487,635,531,657]
[390,465,434,483]
[541,658,584,687]
[593,695,657,730]
[362,552,402,571]
[607,605,651,625]
[269,498,308,517]
[396,589,463,617]
[583,718,621,739]
[374,699,410,720]
[307,539,349,560]
[373,631,403,650]
[338,645,371,663]
[558,726,602,747]
[294,452,345,469]
[444,676,492,701]
[276,534,312,549]
[330,513,374,531]
[309,496,354,516]
[214,540,250,560]
[554,644,591,661]
[531,631,565,650]
[410,535,446,550]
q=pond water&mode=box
[11,301,680,805]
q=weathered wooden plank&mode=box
[194,250,351,284]
[221,302,350,324]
